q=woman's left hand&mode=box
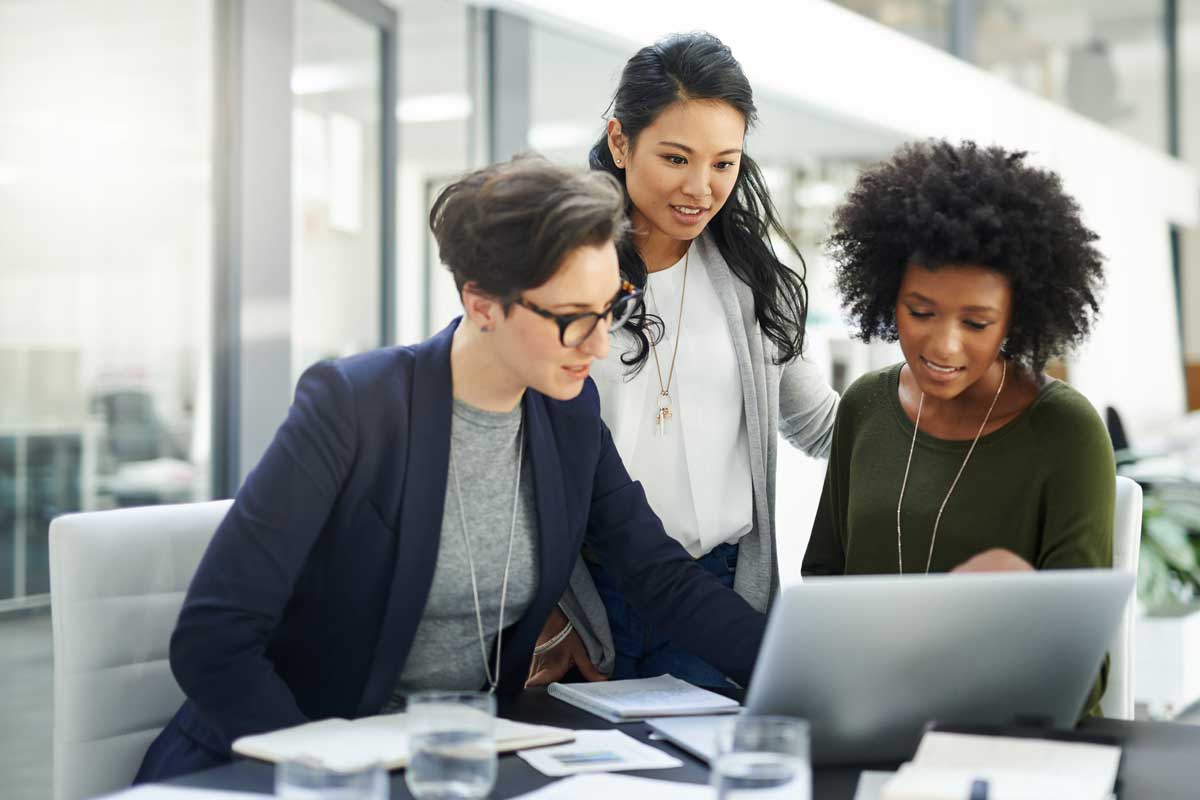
[951,548,1034,573]
[525,607,607,687]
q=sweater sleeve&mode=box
[1036,389,1115,571]
[1033,387,1116,718]
[778,356,839,459]
[803,395,852,576]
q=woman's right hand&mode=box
[525,607,607,687]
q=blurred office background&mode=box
[2,1,1199,797]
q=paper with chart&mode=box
[517,729,683,776]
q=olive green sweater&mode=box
[803,363,1115,716]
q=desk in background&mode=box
[167,689,1200,800]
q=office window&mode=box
[291,0,383,380]
[834,0,953,50]
[973,0,1170,154]
[395,0,482,341]
[0,0,214,609]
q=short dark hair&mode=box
[829,139,1105,373]
[588,31,810,370]
[430,156,628,304]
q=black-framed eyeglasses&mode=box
[514,280,644,348]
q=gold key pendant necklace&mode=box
[648,248,689,436]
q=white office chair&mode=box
[1100,476,1142,720]
[49,500,232,800]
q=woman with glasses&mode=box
[134,157,767,782]
[525,32,838,689]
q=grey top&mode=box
[561,233,839,675]
[384,398,538,708]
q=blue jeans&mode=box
[586,542,738,689]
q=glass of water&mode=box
[404,691,497,800]
[275,758,388,799]
[711,715,811,800]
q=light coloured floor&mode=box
[1,609,53,800]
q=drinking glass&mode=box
[404,691,498,800]
[275,758,388,799]
[710,715,811,800]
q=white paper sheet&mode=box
[99,787,269,800]
[853,770,896,800]
[511,773,713,799]
[518,729,683,777]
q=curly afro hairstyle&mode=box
[828,139,1104,373]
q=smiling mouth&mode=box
[671,204,707,216]
[921,356,964,374]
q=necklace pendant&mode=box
[655,392,672,436]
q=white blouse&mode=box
[590,243,753,558]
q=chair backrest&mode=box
[49,500,232,800]
[1101,476,1142,719]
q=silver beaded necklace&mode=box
[896,360,1006,574]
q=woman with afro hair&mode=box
[802,139,1112,716]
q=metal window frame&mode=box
[327,0,400,345]
[212,0,399,497]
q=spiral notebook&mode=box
[232,713,573,772]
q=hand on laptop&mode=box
[951,548,1035,574]
[526,607,608,687]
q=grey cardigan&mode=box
[561,234,839,674]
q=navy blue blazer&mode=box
[136,319,766,781]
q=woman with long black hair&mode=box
[527,32,837,689]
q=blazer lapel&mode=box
[356,320,456,715]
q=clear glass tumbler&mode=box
[404,691,498,800]
[710,715,811,800]
[275,758,388,799]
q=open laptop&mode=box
[647,569,1133,766]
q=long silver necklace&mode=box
[647,249,689,436]
[449,414,524,694]
[896,360,1006,574]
